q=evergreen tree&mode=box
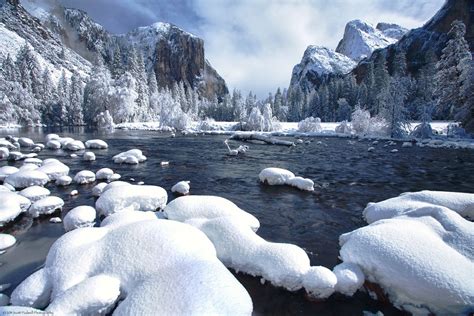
[372,53,390,114]
[83,66,113,125]
[434,20,471,119]
[56,70,70,125]
[69,73,84,125]
[111,45,124,79]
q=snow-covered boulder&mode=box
[0,139,15,149]
[259,168,314,191]
[55,176,72,186]
[28,196,64,218]
[410,122,433,139]
[101,181,132,193]
[108,173,121,181]
[4,170,49,189]
[0,233,16,250]
[65,140,85,151]
[0,147,9,159]
[286,177,315,192]
[96,185,167,217]
[74,170,96,184]
[46,140,61,150]
[45,134,60,142]
[0,166,19,181]
[164,195,260,231]
[297,117,322,133]
[186,215,337,299]
[85,139,108,149]
[92,183,108,197]
[8,151,24,161]
[24,158,42,166]
[83,152,96,161]
[113,149,147,164]
[259,168,295,185]
[18,164,38,172]
[11,212,252,315]
[339,204,474,315]
[171,181,190,195]
[37,160,69,181]
[95,168,114,180]
[63,206,96,232]
[18,137,35,148]
[19,186,50,202]
[0,194,27,226]
[363,191,474,224]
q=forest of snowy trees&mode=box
[0,20,472,135]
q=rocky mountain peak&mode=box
[335,19,407,61]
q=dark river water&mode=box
[1,127,474,315]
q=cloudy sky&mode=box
[58,0,445,96]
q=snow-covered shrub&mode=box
[350,108,370,135]
[351,108,390,137]
[298,117,322,133]
[197,118,219,131]
[410,122,433,139]
[446,123,467,138]
[335,120,352,134]
[245,108,264,131]
[262,103,274,132]
[95,110,115,129]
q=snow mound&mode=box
[333,262,365,296]
[55,176,72,186]
[4,170,49,189]
[37,160,69,181]
[186,215,336,299]
[63,206,96,232]
[171,181,190,195]
[164,195,260,231]
[28,196,64,218]
[0,193,27,226]
[85,139,108,149]
[45,134,60,142]
[11,211,252,315]
[96,185,167,217]
[340,204,474,315]
[102,181,131,193]
[64,140,85,151]
[92,183,108,197]
[0,147,9,159]
[46,140,61,149]
[259,168,314,191]
[363,190,474,224]
[19,186,50,202]
[0,166,19,181]
[83,152,96,161]
[95,168,114,180]
[74,170,96,184]
[0,233,16,250]
[112,149,147,164]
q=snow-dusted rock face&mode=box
[339,192,474,315]
[289,46,356,92]
[335,20,407,62]
[96,185,167,217]
[10,211,252,315]
[164,195,260,231]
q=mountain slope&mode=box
[0,0,91,82]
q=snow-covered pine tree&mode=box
[458,53,473,133]
[83,66,113,125]
[273,88,283,121]
[372,53,390,115]
[56,70,70,126]
[1,54,18,82]
[109,72,138,123]
[69,73,84,125]
[434,20,471,119]
[111,45,124,79]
